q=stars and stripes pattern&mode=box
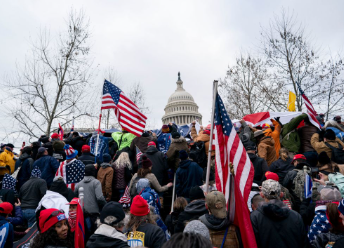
[101,80,147,136]
[55,159,85,191]
[58,123,64,141]
[296,82,321,129]
[213,93,256,248]
[308,206,330,241]
[136,147,142,162]
[119,186,131,208]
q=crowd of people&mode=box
[0,113,343,247]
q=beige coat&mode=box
[310,133,344,159]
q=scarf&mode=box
[68,211,77,232]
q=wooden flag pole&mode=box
[205,80,218,193]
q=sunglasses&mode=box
[45,209,65,223]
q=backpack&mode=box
[325,142,344,164]
[328,172,344,197]
[189,141,207,168]
[292,169,307,200]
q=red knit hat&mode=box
[51,133,59,139]
[130,195,150,216]
[39,208,67,233]
[147,141,156,147]
[82,145,91,153]
[0,202,13,215]
[265,171,279,182]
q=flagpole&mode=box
[95,113,102,163]
[205,80,218,193]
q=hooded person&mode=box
[175,150,203,199]
[311,129,344,160]
[138,141,168,187]
[78,145,96,165]
[308,187,342,241]
[16,146,35,190]
[0,202,14,248]
[269,148,294,184]
[0,174,17,210]
[130,131,158,154]
[263,118,282,159]
[31,141,41,162]
[0,144,15,176]
[87,201,129,248]
[174,186,208,233]
[137,178,162,216]
[254,130,277,166]
[245,141,268,186]
[65,131,85,155]
[126,195,166,248]
[52,140,66,163]
[156,125,173,154]
[97,153,114,201]
[199,191,239,248]
[250,179,309,248]
[66,198,79,233]
[39,135,54,156]
[166,131,189,169]
[30,208,74,248]
[50,178,75,202]
[19,167,47,227]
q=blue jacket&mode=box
[0,217,13,248]
[6,206,23,226]
[157,133,171,154]
[327,127,344,141]
[141,187,161,216]
[16,154,34,190]
[32,155,60,187]
[89,135,111,163]
[176,160,203,198]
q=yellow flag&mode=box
[287,91,296,112]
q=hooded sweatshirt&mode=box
[141,146,168,186]
[175,160,203,198]
[199,214,230,231]
[97,163,113,200]
[257,136,277,166]
[87,224,129,248]
[250,199,308,248]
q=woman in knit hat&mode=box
[31,208,74,247]
[126,195,166,247]
[128,155,172,198]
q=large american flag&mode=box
[101,80,147,136]
[297,82,321,129]
[55,159,85,191]
[213,93,257,248]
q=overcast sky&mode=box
[1,0,344,145]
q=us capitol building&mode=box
[162,72,202,125]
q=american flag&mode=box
[58,123,64,141]
[213,93,257,248]
[101,80,147,136]
[136,147,142,162]
[55,159,85,191]
[297,82,321,129]
[119,186,131,207]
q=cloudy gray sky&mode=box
[1,0,343,145]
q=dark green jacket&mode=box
[281,114,307,153]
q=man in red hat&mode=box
[78,145,96,166]
[0,202,14,247]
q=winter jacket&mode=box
[129,173,168,194]
[311,232,344,248]
[75,176,106,214]
[250,199,308,248]
[140,187,161,216]
[308,205,331,241]
[298,124,318,153]
[299,198,316,227]
[157,133,172,154]
[269,157,294,184]
[311,133,344,158]
[32,155,60,187]
[166,137,189,169]
[49,179,75,202]
[190,127,215,157]
[42,141,54,156]
[52,150,66,163]
[264,119,282,158]
[139,146,168,186]
[165,211,182,235]
[7,206,24,226]
[281,113,307,153]
[78,152,96,165]
[130,135,158,154]
[89,134,111,163]
[112,132,136,151]
[239,121,252,147]
[174,199,208,233]
[112,164,132,190]
[248,153,268,186]
[87,224,129,248]
[257,136,277,166]
[0,149,15,175]
[126,222,166,248]
[65,135,85,155]
[16,153,34,189]
[36,190,70,218]
[0,217,14,248]
[19,177,47,209]
[327,127,344,141]
[0,189,15,207]
[175,160,203,198]
[97,163,113,200]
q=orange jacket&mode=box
[264,119,281,158]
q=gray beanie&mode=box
[183,220,210,240]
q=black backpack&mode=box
[325,142,344,164]
[189,141,207,168]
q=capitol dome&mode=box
[162,72,202,125]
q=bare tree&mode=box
[261,9,323,111]
[104,67,121,129]
[127,82,150,115]
[5,9,92,139]
[220,53,284,119]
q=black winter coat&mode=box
[66,136,85,155]
[250,199,309,248]
[127,223,166,248]
[269,157,294,184]
[79,152,96,166]
[248,153,268,186]
[52,150,66,163]
[174,199,208,233]
[175,160,203,198]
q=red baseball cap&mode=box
[39,208,66,233]
[0,202,13,215]
[66,197,79,205]
[291,154,306,164]
[51,133,59,139]
[265,171,279,182]
[203,129,211,135]
[82,145,90,153]
[147,141,156,147]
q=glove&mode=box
[274,117,283,127]
[317,129,325,141]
